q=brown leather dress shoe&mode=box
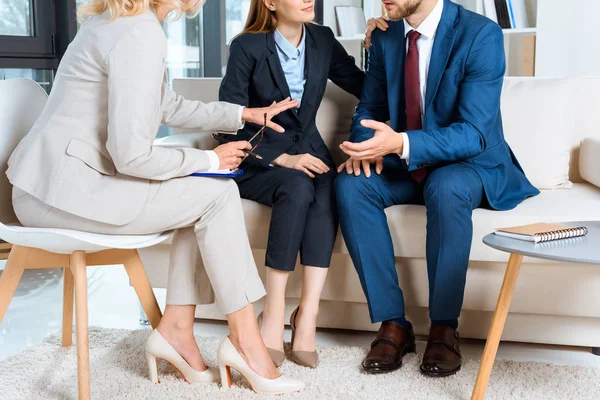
[420,325,462,377]
[362,321,416,373]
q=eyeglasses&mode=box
[212,112,267,159]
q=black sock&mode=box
[385,317,410,329]
[431,319,458,330]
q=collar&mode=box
[274,25,306,60]
[403,0,444,39]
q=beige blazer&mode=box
[7,10,241,226]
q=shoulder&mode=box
[305,23,335,41]
[102,12,166,58]
[230,32,269,54]
[456,5,502,38]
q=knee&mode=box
[424,174,470,208]
[335,173,372,204]
[277,172,315,206]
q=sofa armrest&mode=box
[579,138,600,188]
[154,132,216,150]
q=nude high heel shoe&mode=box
[145,329,220,384]
[218,337,305,395]
[257,311,285,367]
[290,306,319,368]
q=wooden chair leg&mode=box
[71,251,90,400]
[471,253,524,400]
[0,245,27,324]
[62,263,74,347]
[122,249,162,329]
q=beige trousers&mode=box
[12,177,265,315]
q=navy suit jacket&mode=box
[352,0,539,210]
[220,24,364,168]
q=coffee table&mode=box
[471,221,600,400]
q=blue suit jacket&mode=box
[220,24,364,168]
[352,0,539,210]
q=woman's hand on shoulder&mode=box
[364,16,389,52]
[242,98,299,133]
[273,154,330,178]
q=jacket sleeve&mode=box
[327,30,365,99]
[405,23,504,170]
[219,39,284,167]
[105,22,218,179]
[350,29,390,143]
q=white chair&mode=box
[0,78,170,400]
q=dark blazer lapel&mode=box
[424,0,459,113]
[298,27,319,122]
[266,33,292,100]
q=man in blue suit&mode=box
[335,0,538,377]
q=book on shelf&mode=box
[494,223,588,243]
[335,6,367,37]
[485,0,529,30]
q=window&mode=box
[0,68,53,93]
[226,0,251,44]
[0,0,33,37]
[0,0,55,59]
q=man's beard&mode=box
[386,0,424,21]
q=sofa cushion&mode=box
[579,138,600,188]
[500,78,575,190]
[241,183,600,263]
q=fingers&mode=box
[341,139,375,153]
[375,17,389,30]
[233,141,252,150]
[300,167,315,178]
[345,159,353,175]
[376,158,384,174]
[362,160,371,178]
[352,158,361,176]
[360,119,388,131]
[266,121,285,133]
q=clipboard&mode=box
[190,168,244,178]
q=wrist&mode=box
[393,132,404,155]
[241,108,252,124]
[273,153,288,167]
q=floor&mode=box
[2,261,600,371]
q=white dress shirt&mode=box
[399,0,444,163]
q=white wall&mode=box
[536,0,600,77]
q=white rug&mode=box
[1,327,599,400]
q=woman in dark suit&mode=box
[219,0,364,368]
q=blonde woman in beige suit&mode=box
[6,0,305,395]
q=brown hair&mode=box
[242,0,277,34]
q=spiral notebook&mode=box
[494,223,588,243]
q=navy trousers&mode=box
[335,158,484,323]
[235,166,338,271]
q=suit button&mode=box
[293,135,300,142]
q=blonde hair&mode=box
[77,0,204,22]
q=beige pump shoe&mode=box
[290,306,319,368]
[218,337,306,395]
[257,311,285,367]
[145,329,220,384]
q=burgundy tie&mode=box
[405,30,427,183]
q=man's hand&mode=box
[214,141,251,170]
[273,153,330,178]
[340,120,403,160]
[364,16,389,51]
[242,97,299,133]
[337,157,384,178]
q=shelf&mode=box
[502,27,537,36]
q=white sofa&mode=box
[141,76,600,349]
